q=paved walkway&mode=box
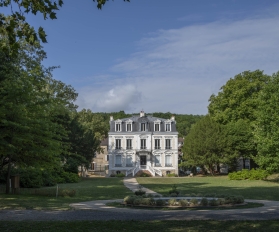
[123,177,162,196]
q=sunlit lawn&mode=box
[0,178,132,210]
[137,176,279,201]
[0,220,278,232]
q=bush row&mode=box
[123,195,244,207]
[228,169,269,180]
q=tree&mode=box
[254,71,279,173]
[223,120,256,171]
[0,0,130,55]
[182,115,225,175]
[0,40,77,193]
[208,70,270,124]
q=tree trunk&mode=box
[5,156,12,194]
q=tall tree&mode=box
[182,115,224,175]
[0,40,77,193]
[254,71,279,173]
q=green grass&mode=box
[137,176,279,201]
[0,220,278,232]
[0,178,132,210]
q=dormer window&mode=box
[126,119,133,132]
[141,123,146,131]
[116,123,121,132]
[165,123,171,132]
[115,119,122,132]
[154,119,161,132]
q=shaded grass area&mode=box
[0,178,132,210]
[137,176,279,201]
[0,220,278,232]
[106,202,264,210]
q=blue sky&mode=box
[3,0,279,114]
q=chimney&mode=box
[110,115,114,121]
[171,115,175,121]
[140,110,145,117]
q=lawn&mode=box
[0,220,278,232]
[136,176,279,201]
[0,178,132,210]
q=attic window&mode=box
[141,123,146,131]
[116,123,121,132]
[126,122,132,132]
[154,123,160,132]
[165,123,171,132]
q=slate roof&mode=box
[109,115,177,133]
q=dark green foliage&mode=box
[166,173,177,177]
[134,190,146,196]
[209,199,219,206]
[200,197,208,206]
[155,199,166,206]
[139,172,151,177]
[189,198,198,206]
[116,173,125,177]
[224,196,244,205]
[228,169,269,180]
[178,199,188,206]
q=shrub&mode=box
[225,196,243,205]
[135,190,146,196]
[61,189,76,197]
[200,198,208,206]
[156,199,166,206]
[60,172,80,183]
[189,198,198,206]
[228,169,268,180]
[217,198,225,205]
[168,198,177,206]
[139,172,151,177]
[141,198,155,206]
[178,199,188,207]
[209,199,219,206]
[133,198,142,205]
[110,174,116,177]
[116,173,125,177]
[124,195,137,204]
[167,173,176,177]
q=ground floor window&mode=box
[126,155,133,167]
[115,155,122,167]
[155,155,161,167]
[165,155,172,167]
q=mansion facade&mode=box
[108,111,178,176]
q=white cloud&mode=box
[77,12,279,114]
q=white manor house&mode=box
[108,111,178,177]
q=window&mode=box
[165,139,171,149]
[126,123,132,132]
[115,155,122,167]
[165,123,171,132]
[155,139,160,149]
[126,139,132,149]
[165,155,172,167]
[126,155,133,167]
[105,155,109,161]
[154,123,160,132]
[140,139,146,149]
[141,123,146,131]
[116,123,121,132]
[116,139,121,149]
[155,155,161,167]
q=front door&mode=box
[140,155,146,165]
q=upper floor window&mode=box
[126,123,132,132]
[141,123,146,131]
[165,123,171,132]
[154,123,160,132]
[126,139,132,149]
[140,139,146,149]
[155,139,160,149]
[116,139,121,149]
[165,139,171,149]
[116,123,121,132]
